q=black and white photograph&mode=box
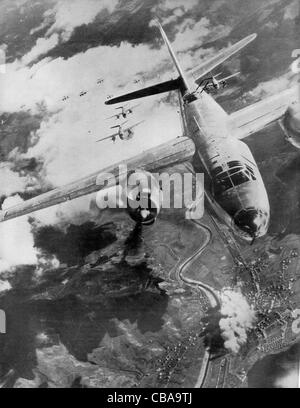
[0,0,299,390]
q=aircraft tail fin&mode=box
[110,120,127,129]
[105,22,188,106]
[155,20,190,92]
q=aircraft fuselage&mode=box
[183,91,270,241]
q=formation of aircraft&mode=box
[96,120,145,143]
[61,78,105,102]
[197,72,240,93]
[107,104,140,120]
[1,23,299,242]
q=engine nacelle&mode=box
[126,171,162,226]
[94,171,162,225]
[280,101,300,149]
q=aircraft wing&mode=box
[106,114,118,120]
[96,133,118,143]
[230,86,298,139]
[126,120,145,131]
[0,137,195,223]
[192,34,257,85]
[127,103,140,112]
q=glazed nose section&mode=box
[234,208,269,238]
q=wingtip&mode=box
[249,33,257,41]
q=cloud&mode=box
[219,288,256,353]
[22,34,60,65]
[0,195,38,273]
[44,0,119,42]
[152,0,199,15]
[284,0,299,20]
[0,279,12,292]
[246,72,297,100]
[275,368,299,388]
[0,165,30,196]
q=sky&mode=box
[0,0,298,272]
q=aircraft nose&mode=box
[233,207,269,239]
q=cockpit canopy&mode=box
[212,160,256,195]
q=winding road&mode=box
[174,219,220,388]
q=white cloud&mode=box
[153,0,199,14]
[22,34,59,65]
[0,165,30,196]
[0,279,11,292]
[27,0,119,59]
[275,368,299,388]
[284,0,299,20]
[45,0,119,42]
[247,72,297,100]
[0,195,38,272]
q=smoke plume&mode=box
[219,288,256,353]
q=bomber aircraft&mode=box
[107,104,140,120]
[96,120,145,143]
[0,23,299,243]
[198,72,240,93]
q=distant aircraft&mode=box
[79,91,88,97]
[0,23,298,238]
[96,120,145,143]
[62,96,70,101]
[97,78,104,84]
[198,72,240,93]
[107,104,140,120]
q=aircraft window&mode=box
[227,168,242,175]
[228,161,243,168]
[230,172,250,186]
[245,170,256,180]
[214,177,233,193]
[213,169,251,195]
[245,165,256,180]
[211,166,223,176]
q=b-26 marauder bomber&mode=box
[0,23,299,244]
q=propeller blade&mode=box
[219,71,240,82]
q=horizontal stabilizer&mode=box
[193,34,257,85]
[105,78,181,105]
